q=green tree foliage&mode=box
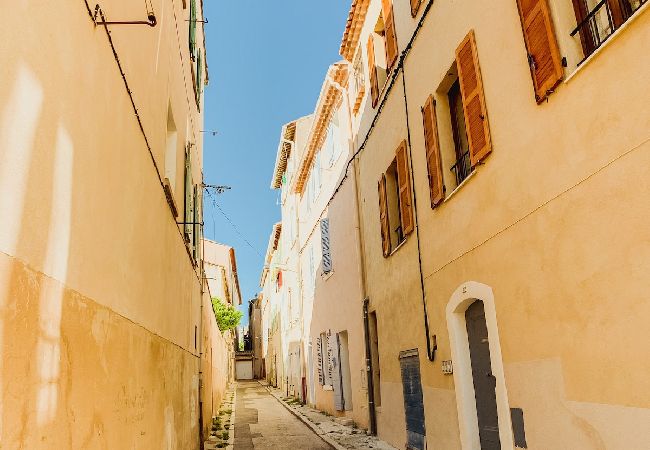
[212,298,242,332]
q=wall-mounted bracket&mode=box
[186,18,209,24]
[93,4,157,27]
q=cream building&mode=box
[0,0,229,448]
[202,239,242,383]
[260,223,284,388]
[203,239,242,308]
[339,0,650,449]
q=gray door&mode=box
[399,349,426,450]
[465,301,501,449]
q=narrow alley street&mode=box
[234,382,332,450]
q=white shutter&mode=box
[332,333,344,411]
[326,331,335,386]
[320,218,332,274]
[316,336,324,385]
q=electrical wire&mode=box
[204,188,263,258]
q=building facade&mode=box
[0,0,229,448]
[261,0,650,448]
[344,0,650,448]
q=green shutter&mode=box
[184,149,192,241]
[189,0,197,60]
[196,52,203,104]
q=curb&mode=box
[259,381,345,450]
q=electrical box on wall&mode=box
[442,360,453,375]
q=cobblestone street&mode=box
[234,382,332,449]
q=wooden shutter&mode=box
[410,0,421,17]
[378,174,391,257]
[395,141,414,236]
[382,0,398,70]
[367,36,379,108]
[516,0,563,103]
[422,95,444,208]
[456,31,492,167]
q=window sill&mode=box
[564,1,649,85]
[443,170,477,204]
[388,236,408,257]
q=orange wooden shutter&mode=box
[384,9,398,69]
[515,0,563,103]
[422,95,444,207]
[367,35,379,108]
[456,30,492,167]
[395,141,414,236]
[410,0,421,17]
[378,174,391,257]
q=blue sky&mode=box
[202,2,351,324]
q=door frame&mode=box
[446,281,514,449]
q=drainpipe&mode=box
[362,299,377,435]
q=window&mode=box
[164,104,178,192]
[378,141,414,256]
[570,0,646,60]
[428,31,492,197]
[351,50,366,114]
[448,78,472,187]
[366,0,398,108]
[275,270,282,292]
[184,148,193,244]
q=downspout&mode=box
[400,69,437,362]
[397,0,438,362]
[328,70,376,434]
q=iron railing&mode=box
[450,150,473,187]
[571,0,646,62]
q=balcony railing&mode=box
[450,150,473,187]
[571,0,647,62]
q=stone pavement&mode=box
[233,381,333,449]
[262,382,396,450]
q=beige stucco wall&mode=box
[0,0,229,448]
[352,0,650,448]
[309,173,369,428]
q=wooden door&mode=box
[465,301,501,449]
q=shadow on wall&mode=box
[0,58,202,448]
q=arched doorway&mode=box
[446,282,514,449]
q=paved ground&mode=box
[234,381,332,450]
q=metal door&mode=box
[465,301,501,449]
[399,349,426,450]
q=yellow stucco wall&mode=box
[0,0,228,448]
[353,0,650,448]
